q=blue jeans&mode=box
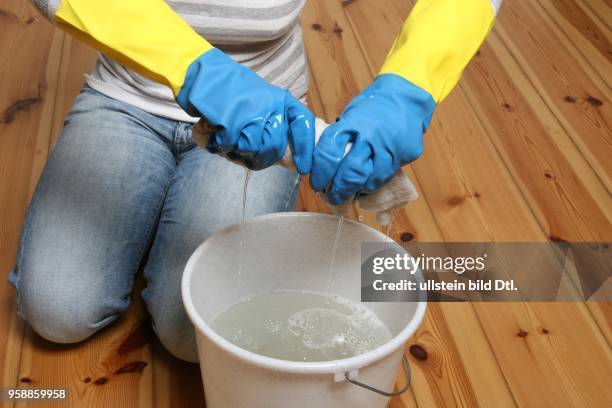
[8,86,299,362]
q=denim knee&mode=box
[10,264,126,344]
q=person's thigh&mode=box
[142,143,300,362]
[9,87,177,343]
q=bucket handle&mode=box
[344,355,411,397]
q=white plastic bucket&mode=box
[182,213,426,407]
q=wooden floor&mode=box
[1,0,611,406]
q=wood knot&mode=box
[400,232,415,242]
[333,22,343,37]
[341,0,357,6]
[586,95,603,106]
[473,192,481,198]
[311,23,322,31]
[409,344,428,361]
[447,196,464,206]
[517,329,528,337]
[563,95,576,103]
[83,377,91,383]
[114,361,148,376]
[0,9,19,23]
[1,97,42,124]
[548,235,567,243]
[544,171,555,180]
[501,102,514,112]
[20,377,32,383]
[93,377,108,385]
[540,328,549,335]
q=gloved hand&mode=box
[176,49,315,173]
[309,74,436,205]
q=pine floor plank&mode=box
[535,0,611,90]
[495,1,612,192]
[577,0,612,35]
[0,1,65,404]
[459,33,612,340]
[457,0,612,341]
[462,35,611,242]
[48,36,97,148]
[151,339,205,408]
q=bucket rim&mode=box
[182,212,427,375]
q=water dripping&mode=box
[238,168,251,284]
[242,169,251,225]
[326,216,344,301]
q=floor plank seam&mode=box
[492,29,612,197]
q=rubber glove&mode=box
[310,0,500,204]
[310,74,435,205]
[176,49,315,173]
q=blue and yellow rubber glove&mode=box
[175,50,314,172]
[44,0,314,173]
[310,0,501,204]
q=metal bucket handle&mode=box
[344,355,411,397]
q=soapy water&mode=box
[210,291,392,362]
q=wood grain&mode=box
[1,0,611,407]
[496,1,612,192]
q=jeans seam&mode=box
[133,168,176,279]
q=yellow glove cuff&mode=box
[55,0,213,96]
[379,0,496,102]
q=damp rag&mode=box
[192,117,418,225]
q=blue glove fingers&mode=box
[287,98,315,175]
[310,125,353,192]
[364,148,396,193]
[236,120,266,158]
[244,112,288,170]
[328,142,373,205]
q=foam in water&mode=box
[210,291,392,362]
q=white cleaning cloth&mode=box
[192,117,418,224]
